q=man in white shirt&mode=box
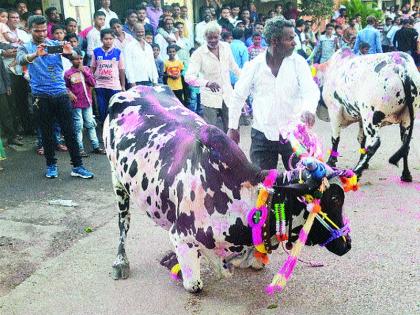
[186,22,240,132]
[87,11,106,65]
[195,11,212,46]
[124,23,158,87]
[98,0,119,28]
[154,16,177,60]
[227,17,320,170]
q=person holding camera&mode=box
[17,15,94,179]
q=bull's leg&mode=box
[400,124,412,182]
[170,233,203,293]
[228,247,264,270]
[111,179,131,280]
[327,110,342,167]
[357,121,369,169]
[353,123,381,178]
[327,136,340,167]
[201,249,234,279]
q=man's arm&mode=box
[353,33,360,54]
[375,30,383,53]
[122,45,134,85]
[118,54,126,90]
[185,49,207,87]
[228,45,241,78]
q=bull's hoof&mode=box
[112,255,130,280]
[401,171,413,183]
[184,279,203,293]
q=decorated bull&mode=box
[104,85,353,294]
[314,49,420,182]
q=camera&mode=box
[46,45,64,54]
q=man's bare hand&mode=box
[68,91,77,102]
[301,111,315,128]
[36,44,47,57]
[227,128,240,144]
[3,48,17,58]
[62,42,73,54]
[206,81,221,92]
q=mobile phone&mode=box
[46,45,64,54]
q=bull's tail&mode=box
[389,76,415,166]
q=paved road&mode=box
[0,121,419,315]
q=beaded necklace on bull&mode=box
[247,124,358,296]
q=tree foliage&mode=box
[341,0,384,26]
[299,0,335,21]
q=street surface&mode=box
[0,120,419,315]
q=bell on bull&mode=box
[103,84,353,293]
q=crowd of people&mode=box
[0,0,419,175]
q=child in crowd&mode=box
[65,49,105,157]
[91,29,125,123]
[66,33,85,59]
[248,32,266,60]
[0,8,19,44]
[86,11,106,66]
[52,24,72,71]
[186,48,201,114]
[164,45,184,103]
[145,30,154,45]
[359,42,370,55]
[152,44,164,84]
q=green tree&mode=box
[299,0,335,21]
[342,0,383,27]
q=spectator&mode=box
[91,28,125,123]
[144,30,154,44]
[164,44,184,103]
[175,21,191,67]
[146,0,163,34]
[221,31,233,43]
[353,16,383,54]
[110,18,134,51]
[124,23,158,87]
[0,47,22,146]
[52,24,72,72]
[155,16,177,60]
[17,15,94,179]
[336,8,346,26]
[65,33,84,58]
[180,5,194,46]
[0,9,19,45]
[152,43,164,84]
[343,18,357,48]
[172,3,189,38]
[86,11,106,65]
[218,6,233,33]
[186,48,201,114]
[275,3,284,18]
[354,14,362,33]
[284,1,299,21]
[33,7,43,16]
[387,17,402,47]
[294,19,308,58]
[335,25,346,48]
[98,0,118,28]
[230,28,248,85]
[248,32,266,60]
[123,9,138,36]
[382,17,394,52]
[135,6,154,35]
[245,22,267,47]
[227,17,319,170]
[309,23,338,63]
[195,12,211,46]
[15,0,28,17]
[249,3,258,23]
[65,49,105,157]
[358,42,370,55]
[65,17,78,35]
[229,4,240,24]
[393,19,418,56]
[185,22,240,132]
[45,7,60,39]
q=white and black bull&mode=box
[315,49,419,181]
[103,85,351,293]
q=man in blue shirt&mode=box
[230,28,249,85]
[245,22,267,47]
[353,16,383,54]
[17,15,94,179]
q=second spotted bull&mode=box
[104,85,351,293]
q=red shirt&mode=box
[64,66,96,109]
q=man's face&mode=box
[164,18,174,31]
[7,12,20,28]
[101,0,110,9]
[53,28,65,41]
[356,16,361,23]
[326,26,334,36]
[66,21,77,34]
[232,7,240,17]
[276,5,283,14]
[152,0,161,8]
[173,6,180,17]
[335,27,343,36]
[127,13,138,25]
[102,33,114,48]
[241,10,250,19]
[34,9,42,16]
[360,47,369,55]
[221,9,230,19]
[181,7,188,18]
[386,19,392,26]
[95,16,105,28]
[145,34,153,44]
[49,10,60,23]
[206,32,220,49]
[209,7,216,17]
[237,23,245,31]
[167,47,176,59]
[253,35,261,46]
[176,24,184,36]
[17,3,28,15]
[134,24,145,40]
[0,12,8,24]
[137,9,146,21]
[204,14,211,23]
[31,23,47,42]
[112,23,123,35]
[69,37,79,47]
[255,24,263,34]
[273,27,296,56]
[153,46,160,58]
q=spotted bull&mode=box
[315,49,420,181]
[104,85,351,293]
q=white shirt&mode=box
[195,21,208,46]
[86,27,101,57]
[154,33,175,60]
[185,41,240,109]
[99,7,119,28]
[229,51,320,140]
[123,39,158,84]
[113,32,135,50]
